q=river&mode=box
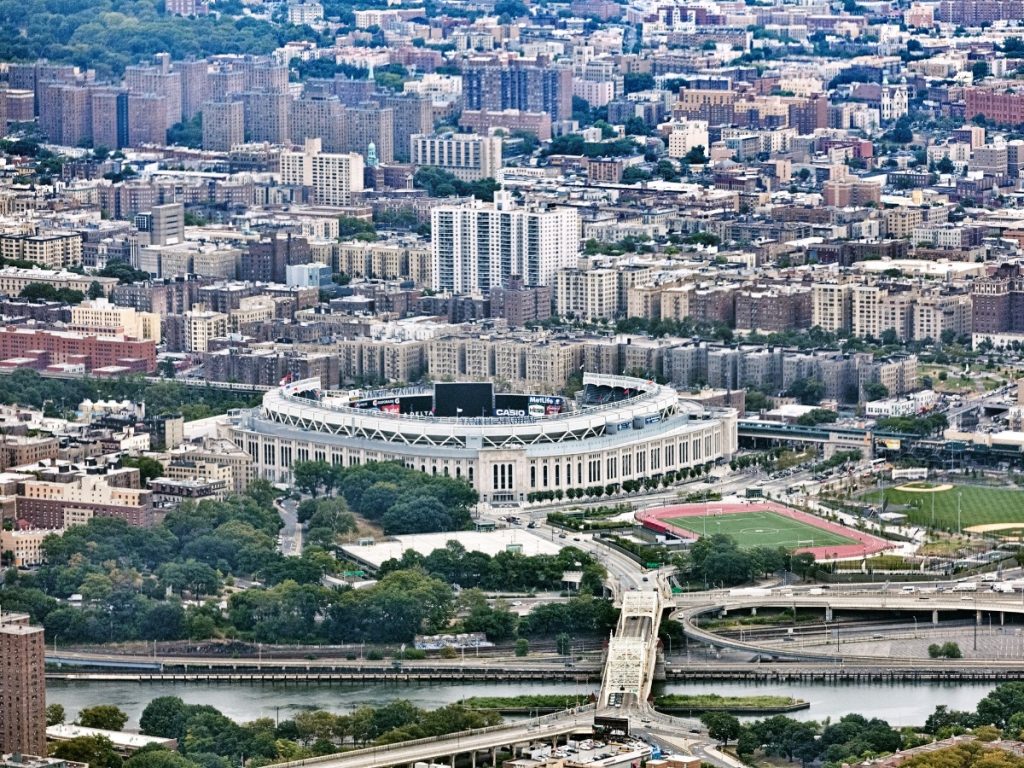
[48,678,998,729]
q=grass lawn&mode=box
[664,510,856,549]
[874,485,1024,530]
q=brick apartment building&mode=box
[973,263,1024,334]
[0,613,46,756]
[15,473,154,529]
[0,327,156,373]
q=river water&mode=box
[48,678,998,729]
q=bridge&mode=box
[598,589,664,713]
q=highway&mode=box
[267,709,595,768]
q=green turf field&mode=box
[664,510,857,549]
[870,485,1024,530]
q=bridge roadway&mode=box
[264,708,596,768]
[598,589,663,712]
[675,591,1024,662]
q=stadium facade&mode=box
[227,373,738,503]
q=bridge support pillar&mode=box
[977,610,983,625]
[1001,612,1005,626]
[492,747,498,766]
[825,606,832,622]
[470,750,476,768]
[932,610,939,625]
[750,607,757,616]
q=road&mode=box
[276,497,302,557]
[269,710,595,768]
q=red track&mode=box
[636,501,891,560]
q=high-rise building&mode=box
[176,59,210,120]
[280,138,365,206]
[202,100,244,151]
[290,94,346,151]
[462,60,573,122]
[0,612,46,756]
[91,88,129,149]
[242,91,291,144]
[431,192,580,293]
[127,93,168,147]
[125,57,182,129]
[376,92,433,162]
[411,132,503,181]
[38,83,92,146]
[346,103,394,164]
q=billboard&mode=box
[434,382,494,418]
[400,395,434,415]
[494,394,566,417]
[351,396,401,413]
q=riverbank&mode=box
[653,694,809,715]
[460,695,593,714]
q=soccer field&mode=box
[874,485,1024,530]
[664,509,857,550]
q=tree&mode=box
[337,216,377,241]
[140,697,193,740]
[514,638,529,657]
[891,115,913,144]
[19,282,84,304]
[88,281,105,300]
[167,114,201,148]
[158,359,177,379]
[977,682,1024,727]
[863,382,890,401]
[47,703,67,726]
[702,713,742,745]
[972,61,989,81]
[52,736,123,768]
[122,456,166,485]
[79,705,130,731]
[684,145,708,165]
[556,632,571,655]
[937,156,955,174]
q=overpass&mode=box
[674,590,1024,662]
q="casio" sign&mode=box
[495,408,526,416]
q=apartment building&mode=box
[555,266,619,321]
[0,327,156,373]
[280,138,365,206]
[184,308,229,353]
[411,133,503,182]
[70,299,161,342]
[431,192,580,293]
[16,472,154,529]
[462,60,573,123]
[0,613,46,756]
[811,283,852,333]
[202,100,244,151]
[851,285,915,341]
[0,231,82,270]
[972,262,1024,334]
